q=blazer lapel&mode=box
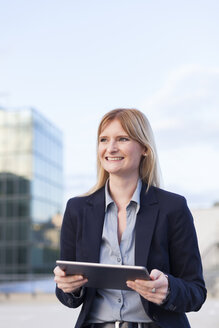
[82,187,105,263]
[81,184,159,267]
[135,185,159,267]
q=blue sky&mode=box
[1,0,219,207]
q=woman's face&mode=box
[98,119,145,179]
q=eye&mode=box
[99,137,107,143]
[119,137,129,141]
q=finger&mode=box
[127,280,149,293]
[57,278,87,289]
[127,280,166,305]
[53,266,66,276]
[150,269,162,281]
[148,272,168,291]
[127,279,167,298]
[134,278,167,293]
[63,275,85,282]
[127,279,156,292]
[54,274,84,284]
[127,281,154,299]
[57,278,88,293]
[127,279,150,294]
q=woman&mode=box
[54,108,206,328]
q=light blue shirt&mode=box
[86,179,152,323]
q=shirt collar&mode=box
[105,179,142,212]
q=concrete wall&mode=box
[191,206,219,297]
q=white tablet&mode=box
[56,260,150,290]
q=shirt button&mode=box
[117,257,121,263]
[118,298,121,303]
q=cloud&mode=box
[141,65,219,206]
[142,65,219,150]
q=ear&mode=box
[142,146,148,156]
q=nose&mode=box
[107,140,118,153]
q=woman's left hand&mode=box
[126,269,169,305]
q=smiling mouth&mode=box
[106,157,124,161]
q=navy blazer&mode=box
[56,184,206,328]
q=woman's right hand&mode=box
[54,266,88,294]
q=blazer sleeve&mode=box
[160,197,207,313]
[55,198,86,308]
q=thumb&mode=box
[150,269,162,281]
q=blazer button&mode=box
[152,315,158,321]
[168,304,176,311]
[67,298,73,306]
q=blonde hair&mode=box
[87,108,161,195]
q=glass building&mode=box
[0,108,63,277]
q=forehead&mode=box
[99,119,127,135]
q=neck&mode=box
[108,174,140,209]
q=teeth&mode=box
[107,157,123,161]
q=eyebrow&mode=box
[99,134,129,138]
